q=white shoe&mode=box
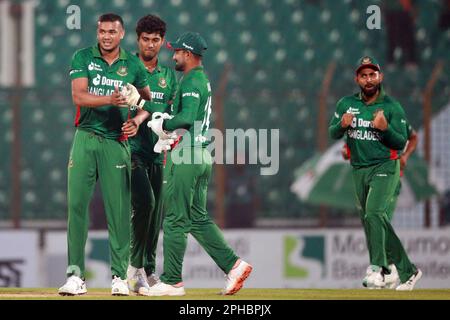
[127,266,151,295]
[147,273,160,287]
[222,260,253,295]
[366,267,385,289]
[396,269,422,291]
[58,275,87,296]
[146,281,186,296]
[111,276,129,296]
[362,265,373,288]
[385,264,400,289]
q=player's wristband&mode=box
[136,97,146,110]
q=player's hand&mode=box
[121,119,139,137]
[341,145,350,160]
[372,110,388,131]
[400,154,408,170]
[121,83,146,109]
[110,86,128,107]
[341,113,354,128]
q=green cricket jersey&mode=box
[129,58,178,164]
[163,66,212,148]
[329,88,408,168]
[69,45,148,140]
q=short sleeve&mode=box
[133,59,149,89]
[69,50,88,80]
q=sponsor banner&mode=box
[0,231,40,287]
[44,229,450,288]
[282,229,450,288]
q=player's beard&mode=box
[360,83,380,97]
[175,61,185,71]
[141,50,157,62]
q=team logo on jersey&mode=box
[117,66,128,77]
[158,77,167,88]
[362,57,372,64]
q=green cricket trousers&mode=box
[352,159,416,282]
[66,129,131,280]
[129,154,164,275]
[160,147,239,285]
[386,179,402,222]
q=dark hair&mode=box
[136,14,166,38]
[98,13,124,26]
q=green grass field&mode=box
[0,288,449,300]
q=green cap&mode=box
[167,32,208,56]
[355,56,381,74]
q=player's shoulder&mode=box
[125,50,144,65]
[384,94,404,111]
[182,69,208,89]
[191,68,209,85]
[159,64,176,77]
[336,94,357,107]
[71,46,94,60]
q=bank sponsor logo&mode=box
[284,235,325,279]
[346,107,360,115]
[88,62,102,72]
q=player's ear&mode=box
[379,72,384,82]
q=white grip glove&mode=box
[121,83,146,110]
[154,137,175,153]
[147,112,173,139]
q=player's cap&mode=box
[166,32,208,56]
[355,56,381,74]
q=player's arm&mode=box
[374,104,408,150]
[168,69,179,107]
[137,86,151,101]
[329,99,352,139]
[71,78,126,107]
[403,129,418,158]
[400,128,418,169]
[163,88,200,131]
[122,87,152,137]
[342,143,350,160]
[127,85,152,128]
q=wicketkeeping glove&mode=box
[121,83,146,110]
[147,112,173,139]
[154,136,175,153]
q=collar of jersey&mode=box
[135,53,161,74]
[92,44,128,61]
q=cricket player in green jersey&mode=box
[125,15,178,296]
[125,32,253,296]
[59,13,154,296]
[329,56,422,291]
[341,122,418,287]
